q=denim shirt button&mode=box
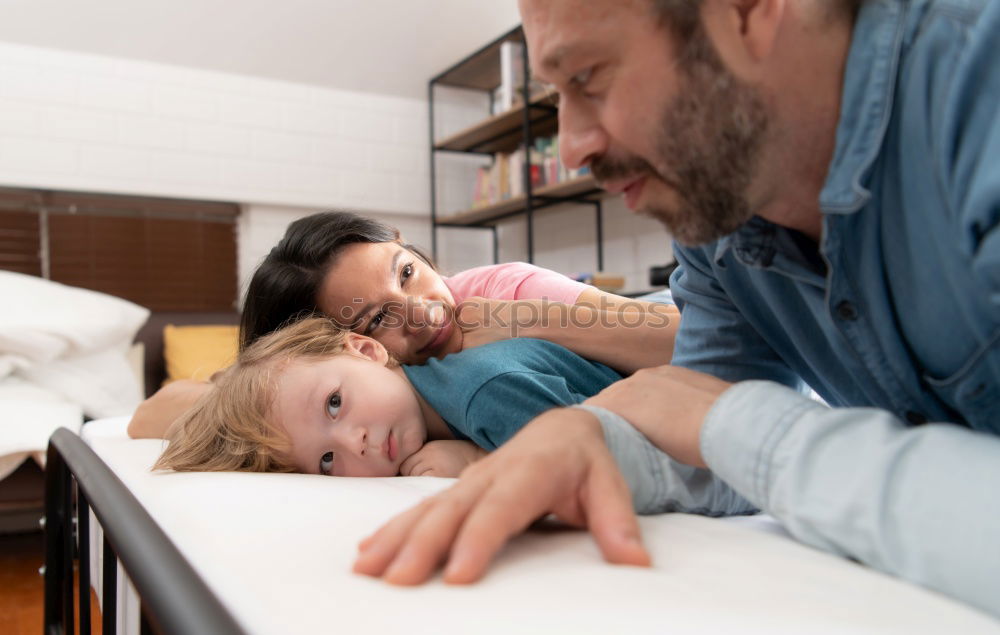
[835,300,859,321]
[905,411,928,425]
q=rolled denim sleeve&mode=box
[701,381,1000,618]
[571,405,756,517]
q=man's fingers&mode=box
[584,464,651,568]
[381,487,487,585]
[443,474,562,584]
[354,501,430,576]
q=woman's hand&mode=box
[455,297,548,351]
[399,440,488,477]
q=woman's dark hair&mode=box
[239,211,433,350]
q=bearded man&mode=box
[355,0,1000,617]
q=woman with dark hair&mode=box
[238,211,434,351]
[129,211,679,438]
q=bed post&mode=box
[43,439,71,634]
[43,428,246,635]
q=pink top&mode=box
[444,262,589,305]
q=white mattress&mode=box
[81,417,1000,634]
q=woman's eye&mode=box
[365,311,385,334]
[401,263,413,282]
[320,451,335,475]
[327,392,342,418]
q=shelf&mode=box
[437,175,607,226]
[434,90,559,155]
[429,23,608,268]
[432,27,524,91]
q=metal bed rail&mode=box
[43,428,245,635]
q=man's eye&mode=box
[327,392,341,418]
[320,451,335,475]
[571,68,593,88]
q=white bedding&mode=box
[0,379,82,480]
[81,417,1000,634]
[0,272,148,479]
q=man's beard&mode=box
[591,24,769,246]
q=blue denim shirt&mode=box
[600,0,1000,618]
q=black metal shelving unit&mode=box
[428,25,607,268]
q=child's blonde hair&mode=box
[154,316,358,473]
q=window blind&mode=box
[0,186,238,311]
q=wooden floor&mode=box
[0,530,102,634]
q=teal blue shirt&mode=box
[402,338,622,450]
[604,0,1000,617]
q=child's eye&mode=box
[327,392,341,418]
[320,451,335,475]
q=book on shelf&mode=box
[468,134,593,210]
[498,41,524,113]
[495,40,549,113]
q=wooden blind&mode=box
[0,188,43,276]
[0,186,239,311]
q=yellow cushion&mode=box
[162,324,239,385]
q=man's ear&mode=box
[343,333,390,365]
[703,0,785,79]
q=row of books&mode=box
[471,135,591,209]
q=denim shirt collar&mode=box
[715,1,908,267]
[819,0,908,215]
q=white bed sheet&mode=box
[0,379,82,480]
[81,417,1000,634]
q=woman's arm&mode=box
[127,379,213,439]
[457,289,678,375]
[559,288,679,373]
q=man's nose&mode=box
[558,96,608,170]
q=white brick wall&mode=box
[0,40,674,296]
[0,41,430,214]
[492,197,675,293]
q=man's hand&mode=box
[399,440,488,477]
[354,408,650,585]
[587,365,732,467]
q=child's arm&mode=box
[399,440,487,477]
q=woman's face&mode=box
[316,242,462,365]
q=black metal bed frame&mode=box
[43,428,245,635]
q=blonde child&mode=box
[155,316,623,478]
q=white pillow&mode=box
[0,272,149,416]
[0,271,150,374]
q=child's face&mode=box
[271,336,427,477]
